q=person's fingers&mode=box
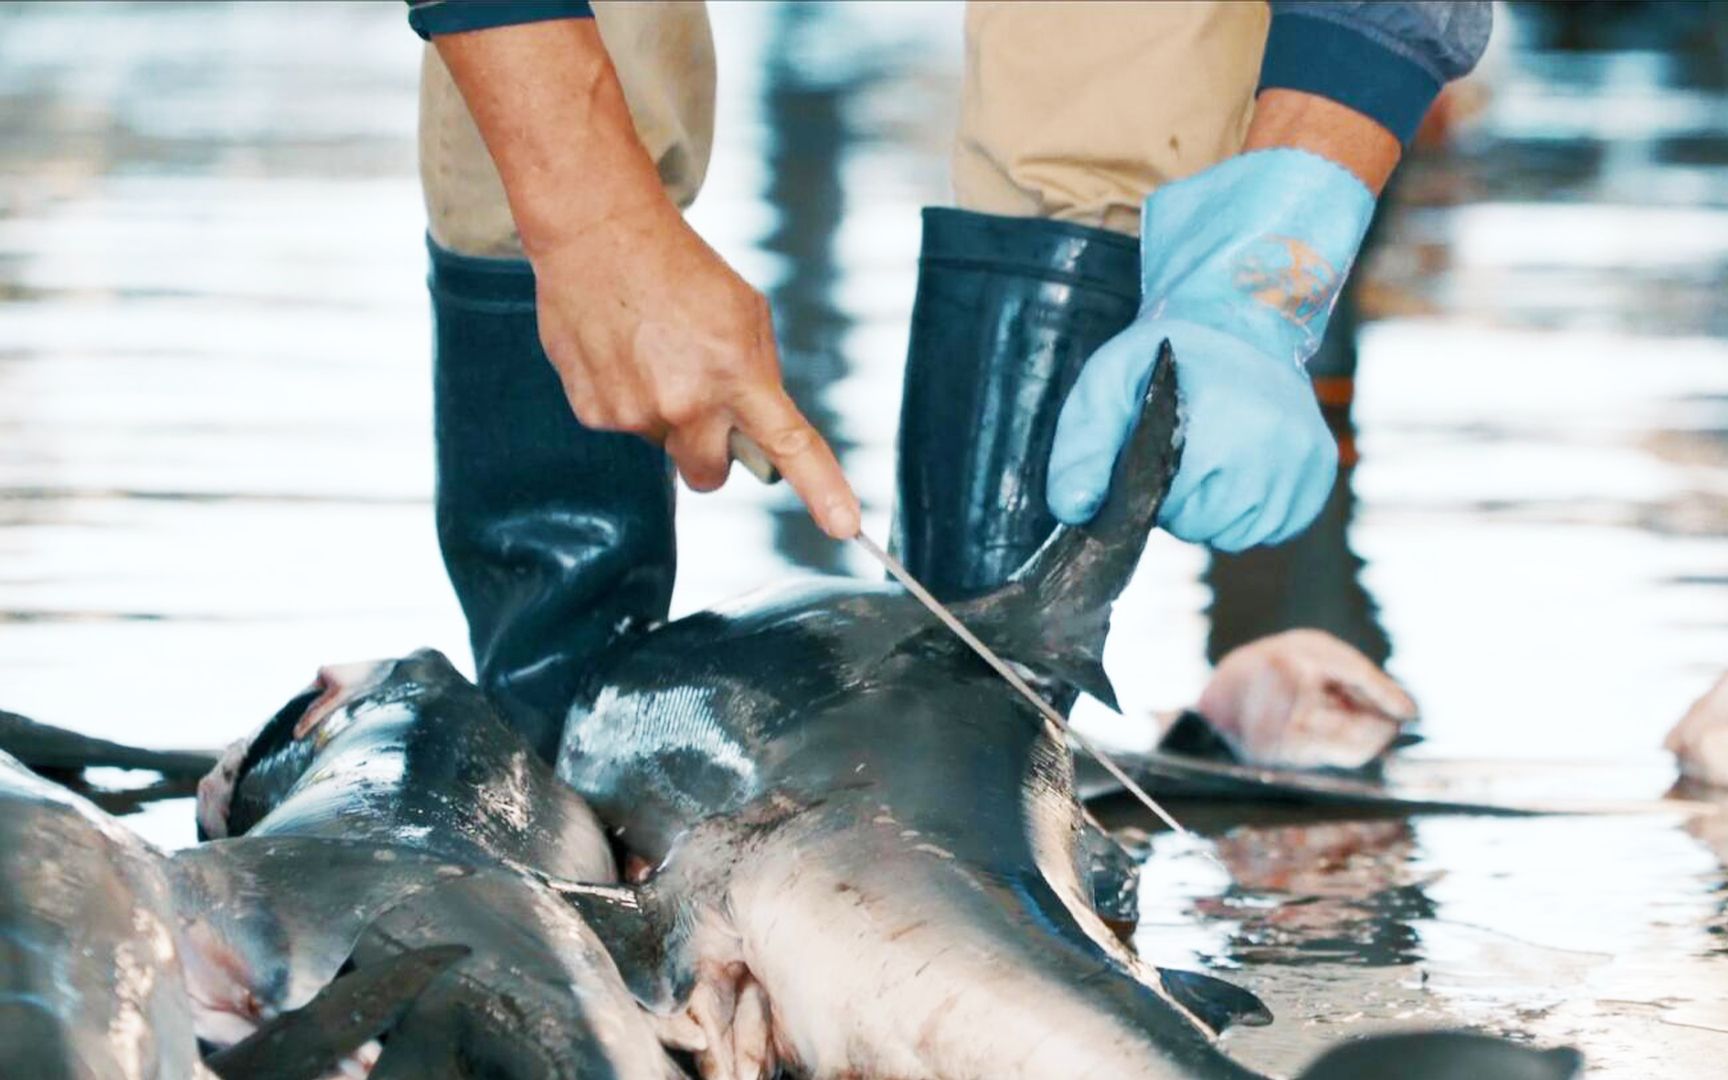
[1162,470,1237,548]
[1047,329,1156,525]
[1167,420,1338,551]
[1209,491,1273,553]
[555,359,668,441]
[731,387,859,539]
[1156,456,1207,526]
[1224,457,1306,552]
[666,413,734,493]
[1265,439,1337,545]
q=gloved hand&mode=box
[1047,148,1376,552]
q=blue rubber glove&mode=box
[1047,149,1376,552]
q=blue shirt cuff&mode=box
[408,0,593,40]
[1258,11,1440,145]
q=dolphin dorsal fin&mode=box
[954,341,1183,708]
[555,881,689,1012]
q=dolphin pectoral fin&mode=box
[1157,968,1273,1035]
[556,881,686,1012]
[202,944,468,1080]
[1079,818,1141,934]
[1296,1031,1583,1080]
[558,880,777,1079]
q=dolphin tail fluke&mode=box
[202,944,468,1080]
[957,341,1182,709]
[1297,1031,1583,1080]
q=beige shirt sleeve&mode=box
[418,1,1267,255]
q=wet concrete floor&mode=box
[2,2,1726,1075]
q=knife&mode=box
[728,430,1203,846]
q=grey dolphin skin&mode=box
[200,943,468,1080]
[555,345,1580,1080]
[556,347,1254,1078]
[0,750,205,1080]
[209,650,615,884]
[201,649,681,1079]
[0,752,448,1080]
[166,836,476,1049]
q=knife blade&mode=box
[726,428,1202,846]
[853,531,1202,845]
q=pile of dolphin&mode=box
[2,351,1583,1078]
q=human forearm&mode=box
[1242,89,1399,195]
[425,19,860,539]
[431,18,672,260]
[1249,1,1493,189]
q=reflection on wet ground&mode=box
[1131,802,1728,1076]
[2,2,1727,1075]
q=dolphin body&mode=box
[555,348,1265,1078]
[200,651,682,1079]
[0,750,446,1080]
[553,347,1580,1080]
[0,750,208,1080]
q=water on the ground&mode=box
[2,2,1726,1075]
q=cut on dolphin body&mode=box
[198,649,683,1079]
[555,345,1580,1080]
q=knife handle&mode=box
[727,430,781,485]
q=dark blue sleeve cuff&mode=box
[1258,12,1441,145]
[407,0,593,41]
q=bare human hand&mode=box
[531,201,858,538]
[434,19,860,539]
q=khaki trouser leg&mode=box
[418,1,717,258]
[954,1,1269,236]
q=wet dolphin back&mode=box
[0,752,202,1079]
[957,341,1181,708]
[227,651,615,883]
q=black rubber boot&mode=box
[429,239,676,762]
[891,207,1141,601]
[889,209,1145,918]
